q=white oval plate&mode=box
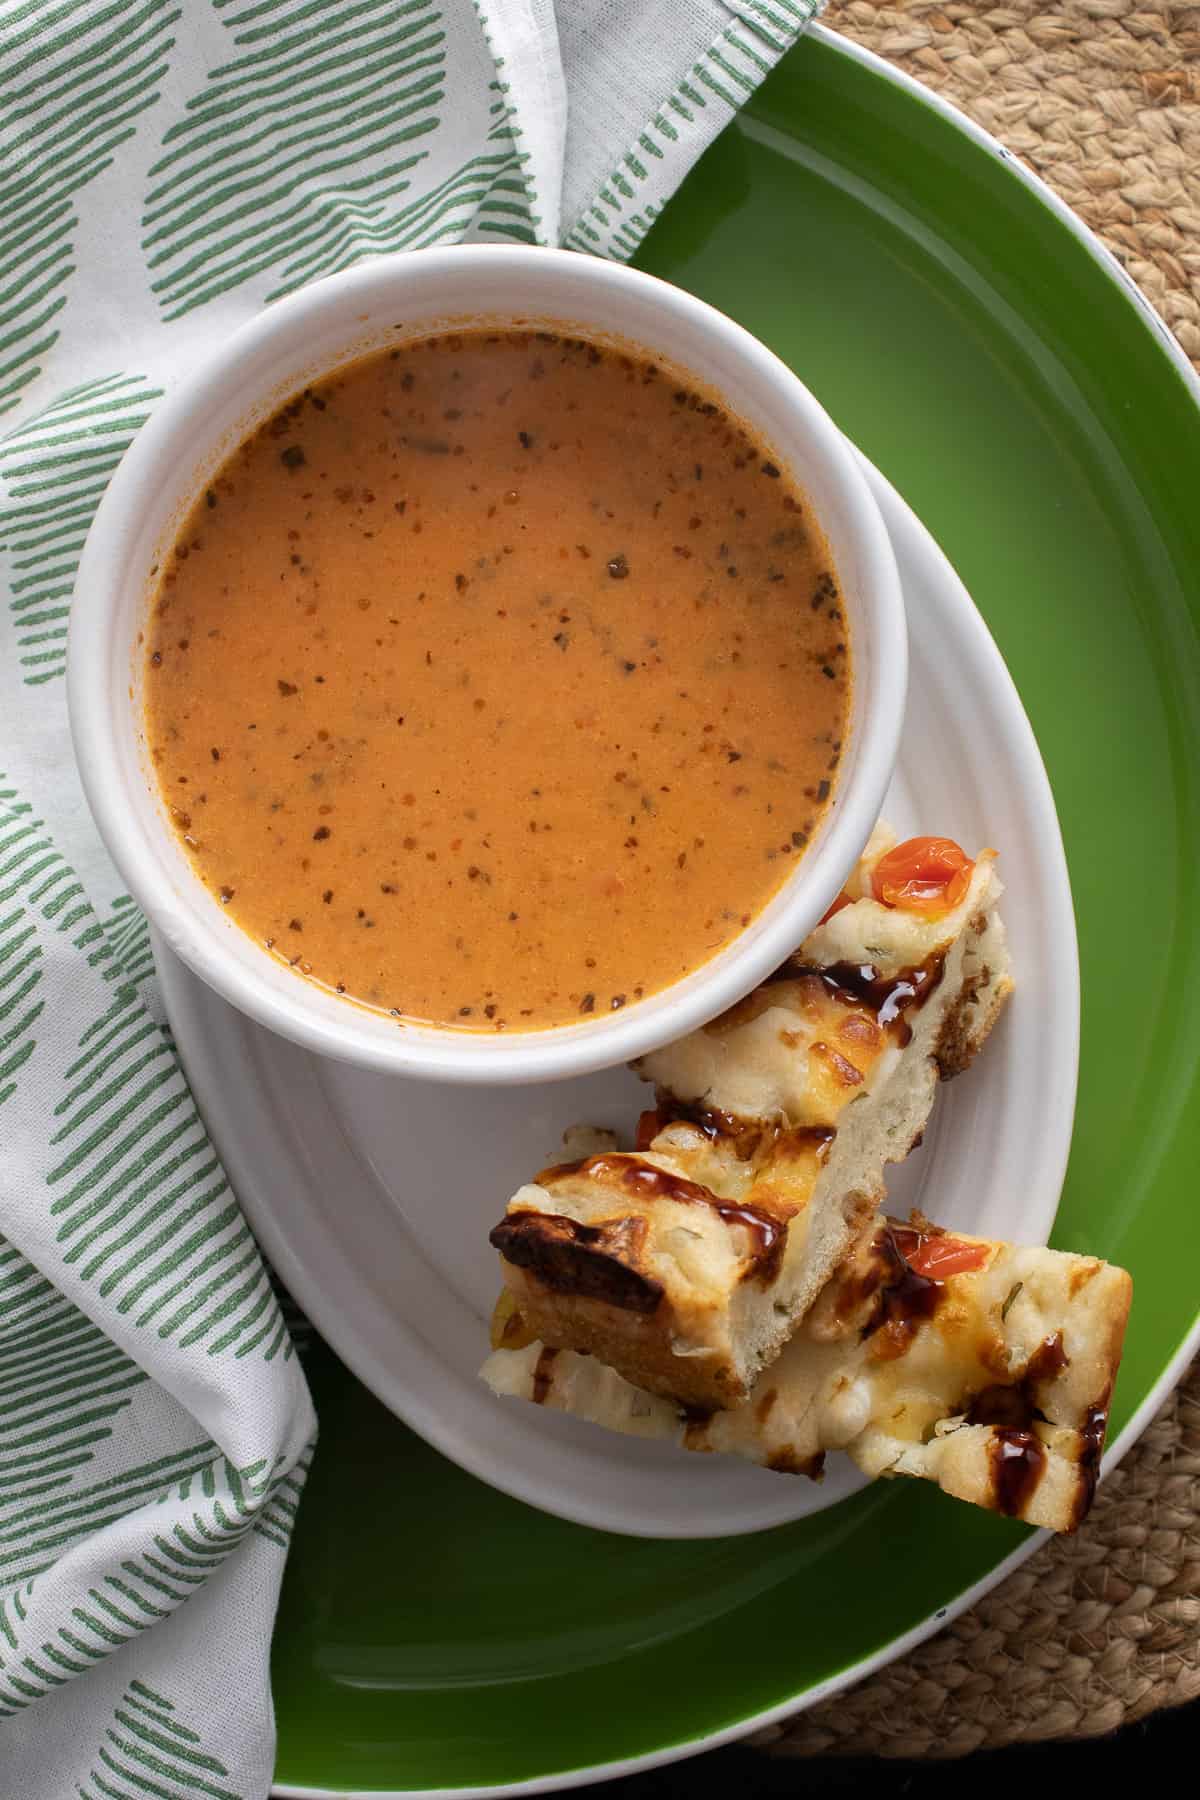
[156,451,1078,1539]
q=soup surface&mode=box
[144,331,850,1031]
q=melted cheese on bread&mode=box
[490,838,1012,1409]
[483,1219,1132,1533]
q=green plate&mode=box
[271,26,1200,1794]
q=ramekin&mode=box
[68,245,906,1085]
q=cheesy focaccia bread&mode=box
[490,830,1012,1410]
[483,1217,1132,1533]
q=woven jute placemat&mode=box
[756,0,1200,1759]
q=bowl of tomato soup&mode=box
[69,247,905,1084]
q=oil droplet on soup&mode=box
[144,331,851,1031]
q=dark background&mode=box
[589,1697,1198,1794]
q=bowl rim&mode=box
[67,244,907,1084]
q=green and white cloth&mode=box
[0,1,818,1792]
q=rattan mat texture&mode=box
[756,0,1200,1758]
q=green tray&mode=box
[270,26,1200,1795]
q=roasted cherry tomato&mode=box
[902,1234,990,1280]
[634,1109,663,1151]
[871,836,974,915]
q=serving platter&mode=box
[158,22,1200,1797]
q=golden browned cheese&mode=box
[144,331,851,1031]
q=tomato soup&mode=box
[144,331,851,1031]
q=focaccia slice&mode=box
[490,829,1012,1410]
[490,1120,857,1409]
[483,1217,1132,1533]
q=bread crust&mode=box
[490,842,1012,1409]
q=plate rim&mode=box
[247,22,1200,1795]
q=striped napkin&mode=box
[0,2,819,1792]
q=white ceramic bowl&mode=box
[68,246,906,1085]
